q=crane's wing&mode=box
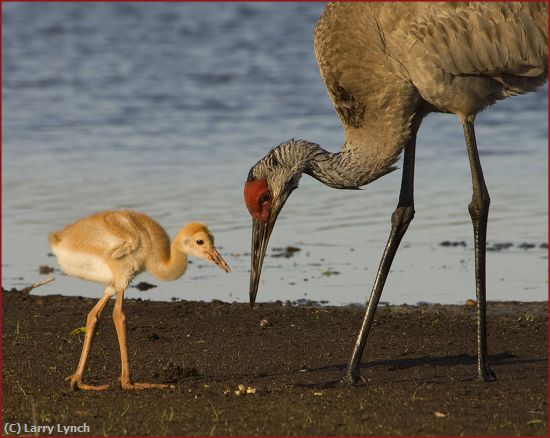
[400,3,548,93]
[314,3,377,131]
[314,3,547,124]
[103,212,141,259]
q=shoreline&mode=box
[3,282,549,310]
[3,236,548,306]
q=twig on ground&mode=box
[20,276,55,294]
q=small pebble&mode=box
[234,384,256,396]
[133,281,157,291]
[39,265,54,274]
[246,386,256,394]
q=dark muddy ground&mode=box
[2,290,547,436]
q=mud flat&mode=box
[2,290,547,435]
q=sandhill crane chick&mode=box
[49,210,230,390]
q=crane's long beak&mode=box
[249,218,274,308]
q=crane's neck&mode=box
[269,139,400,190]
[147,239,188,281]
[305,143,398,189]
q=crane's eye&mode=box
[196,239,204,245]
[259,191,272,205]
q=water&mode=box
[3,3,548,305]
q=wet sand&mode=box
[2,290,547,436]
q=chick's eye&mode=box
[196,239,204,245]
[259,191,272,205]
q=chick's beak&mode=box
[249,218,274,308]
[206,247,231,272]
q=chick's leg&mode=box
[67,287,114,390]
[112,288,171,389]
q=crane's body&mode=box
[313,2,547,188]
[245,2,547,384]
[50,210,230,390]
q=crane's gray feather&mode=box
[249,2,547,199]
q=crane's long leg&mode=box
[67,287,115,390]
[462,118,496,382]
[342,134,417,385]
[112,288,171,389]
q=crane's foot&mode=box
[66,375,109,391]
[477,366,497,382]
[120,379,174,390]
[340,367,367,386]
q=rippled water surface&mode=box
[3,3,548,305]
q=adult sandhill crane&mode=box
[244,2,547,384]
[49,210,230,390]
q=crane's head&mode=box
[244,140,310,307]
